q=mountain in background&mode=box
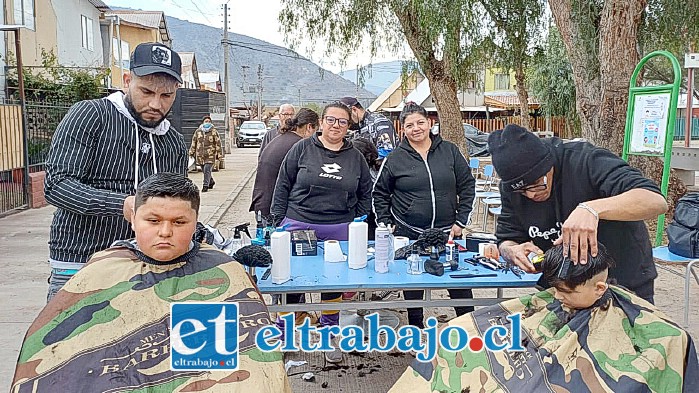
[338,60,406,95]
[164,16,375,108]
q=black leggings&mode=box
[394,223,475,328]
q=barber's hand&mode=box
[500,241,543,273]
[553,207,598,265]
[123,196,135,223]
[448,224,463,240]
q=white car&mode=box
[236,121,268,147]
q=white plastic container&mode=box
[348,216,368,269]
[374,224,390,273]
[270,227,291,284]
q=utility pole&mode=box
[356,64,359,96]
[222,2,231,136]
[298,88,302,107]
[257,64,263,120]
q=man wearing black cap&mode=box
[488,125,667,302]
[43,42,188,300]
[339,96,397,163]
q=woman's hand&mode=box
[449,224,463,240]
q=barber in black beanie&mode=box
[489,125,667,303]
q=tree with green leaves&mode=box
[549,0,699,229]
[528,27,580,136]
[478,0,546,129]
[279,0,481,149]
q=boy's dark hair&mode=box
[280,107,319,134]
[202,115,211,122]
[542,243,614,288]
[135,173,200,213]
[399,101,429,125]
[352,138,380,171]
[323,102,352,120]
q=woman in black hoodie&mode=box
[270,102,372,363]
[372,102,476,328]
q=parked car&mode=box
[236,121,268,147]
[430,123,490,157]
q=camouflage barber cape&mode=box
[391,286,698,393]
[12,243,291,393]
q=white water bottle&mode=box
[270,227,291,284]
[374,223,390,273]
[348,215,368,269]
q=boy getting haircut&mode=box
[134,172,200,213]
[542,243,614,310]
[543,243,614,288]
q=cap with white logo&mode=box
[130,42,183,83]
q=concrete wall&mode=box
[6,0,59,67]
[109,24,160,88]
[52,0,104,67]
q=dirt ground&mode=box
[219,153,698,392]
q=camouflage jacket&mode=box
[189,125,223,165]
[12,242,291,392]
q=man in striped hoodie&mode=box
[44,43,188,300]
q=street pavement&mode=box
[0,148,259,391]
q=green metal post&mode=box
[622,51,681,246]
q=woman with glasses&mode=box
[270,102,372,363]
[372,102,476,329]
[250,108,319,218]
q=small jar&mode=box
[407,253,422,275]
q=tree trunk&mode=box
[596,0,648,154]
[549,0,686,240]
[514,65,531,130]
[393,6,468,155]
[549,0,601,139]
[425,68,466,152]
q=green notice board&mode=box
[622,51,681,246]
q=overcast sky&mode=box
[104,0,406,73]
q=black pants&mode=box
[404,288,474,328]
[393,223,474,328]
[202,163,214,188]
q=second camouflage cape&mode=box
[390,286,698,393]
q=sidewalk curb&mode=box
[206,168,256,227]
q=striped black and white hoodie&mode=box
[44,92,187,266]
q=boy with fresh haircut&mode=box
[390,243,698,392]
[13,173,291,392]
[542,243,613,311]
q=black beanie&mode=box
[488,124,554,192]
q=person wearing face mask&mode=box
[43,43,188,300]
[189,115,223,192]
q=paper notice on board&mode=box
[630,93,671,155]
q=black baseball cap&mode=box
[130,43,183,83]
[339,96,360,107]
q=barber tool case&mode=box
[465,233,497,252]
[291,230,318,256]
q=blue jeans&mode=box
[47,269,77,302]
